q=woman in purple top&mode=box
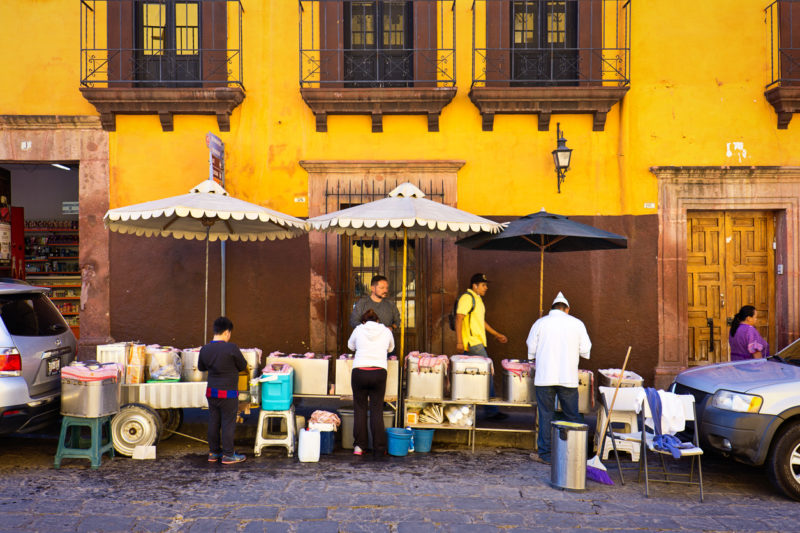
[729,305,770,361]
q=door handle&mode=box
[707,318,715,352]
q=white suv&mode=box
[0,281,76,434]
[672,339,800,500]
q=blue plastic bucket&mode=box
[412,429,435,453]
[386,428,413,457]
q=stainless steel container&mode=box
[95,342,129,383]
[555,370,595,413]
[504,360,535,403]
[450,356,491,401]
[266,355,329,395]
[180,348,207,382]
[335,358,399,397]
[61,377,121,418]
[549,421,588,492]
[407,369,445,400]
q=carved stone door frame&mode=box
[653,166,800,388]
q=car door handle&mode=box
[707,318,715,352]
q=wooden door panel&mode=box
[688,210,775,366]
[726,211,774,354]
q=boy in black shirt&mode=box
[199,316,248,464]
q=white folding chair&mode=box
[597,386,644,485]
[640,392,704,502]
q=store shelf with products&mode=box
[26,274,81,339]
[24,221,79,275]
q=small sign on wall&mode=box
[62,201,79,215]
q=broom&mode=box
[586,346,632,485]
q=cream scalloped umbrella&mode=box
[104,180,307,342]
[306,183,505,418]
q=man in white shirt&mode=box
[526,292,591,464]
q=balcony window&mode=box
[79,0,245,132]
[300,0,457,132]
[765,0,800,128]
[470,0,630,131]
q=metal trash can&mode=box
[549,421,588,492]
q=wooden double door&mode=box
[687,210,775,365]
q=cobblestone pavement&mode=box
[1,424,799,533]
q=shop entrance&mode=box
[339,235,426,354]
[687,210,775,365]
[0,163,80,338]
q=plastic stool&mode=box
[254,406,295,457]
[54,415,114,469]
[596,409,640,461]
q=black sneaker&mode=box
[221,453,246,464]
[208,452,222,463]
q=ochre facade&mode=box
[2,1,800,386]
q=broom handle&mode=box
[598,346,632,446]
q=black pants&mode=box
[207,396,238,456]
[352,368,387,455]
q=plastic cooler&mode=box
[598,369,644,388]
[260,364,294,410]
[339,408,395,449]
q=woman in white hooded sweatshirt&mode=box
[347,308,395,456]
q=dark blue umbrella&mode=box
[456,210,627,315]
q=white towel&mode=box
[635,389,686,435]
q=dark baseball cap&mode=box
[470,273,489,285]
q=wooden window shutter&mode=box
[414,0,436,86]
[108,0,135,87]
[202,1,228,87]
[779,0,800,86]
[485,1,511,86]
[577,0,602,85]
[320,2,345,87]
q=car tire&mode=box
[110,403,163,457]
[767,422,800,501]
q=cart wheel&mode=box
[157,408,183,441]
[111,403,163,456]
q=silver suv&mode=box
[0,281,76,434]
[672,339,800,500]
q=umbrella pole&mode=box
[539,247,544,317]
[204,227,209,345]
[397,228,408,427]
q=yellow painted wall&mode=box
[3,0,800,218]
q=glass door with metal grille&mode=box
[135,1,201,86]
[511,1,577,84]
[344,1,413,87]
[341,236,424,354]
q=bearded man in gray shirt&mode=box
[348,275,401,335]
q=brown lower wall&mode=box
[457,214,659,387]
[110,233,310,352]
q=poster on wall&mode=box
[0,222,10,265]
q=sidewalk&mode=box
[0,424,798,532]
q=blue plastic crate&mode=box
[260,370,293,410]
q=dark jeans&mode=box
[535,385,581,462]
[207,396,239,456]
[352,367,387,455]
[467,344,498,416]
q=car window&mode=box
[0,293,68,336]
[777,338,800,362]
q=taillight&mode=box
[0,348,21,376]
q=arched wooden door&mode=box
[687,210,775,365]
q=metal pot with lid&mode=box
[181,348,207,382]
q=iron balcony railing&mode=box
[299,0,456,87]
[471,0,630,87]
[766,0,800,88]
[80,0,244,88]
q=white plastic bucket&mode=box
[298,428,321,462]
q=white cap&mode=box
[553,292,569,307]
